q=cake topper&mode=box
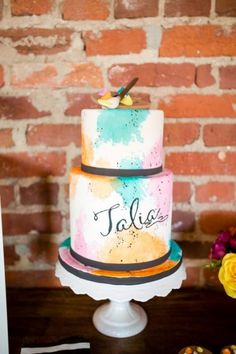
[93,77,139,109]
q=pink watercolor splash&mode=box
[73,212,96,259]
[142,140,162,169]
[72,213,89,257]
[148,171,172,217]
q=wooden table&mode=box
[7,288,236,354]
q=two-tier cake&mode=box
[58,108,183,285]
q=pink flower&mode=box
[210,241,226,260]
[229,236,236,251]
[216,230,231,244]
[209,228,236,261]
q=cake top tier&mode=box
[81,109,164,177]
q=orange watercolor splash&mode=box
[82,133,94,165]
[70,167,117,199]
[83,170,116,198]
[92,259,177,278]
[99,227,168,265]
[90,178,114,199]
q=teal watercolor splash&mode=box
[96,109,148,146]
[113,176,146,206]
[120,157,142,169]
[169,240,182,261]
[61,237,71,248]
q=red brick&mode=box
[219,65,236,89]
[164,0,210,17]
[11,0,53,15]
[20,183,59,206]
[166,152,236,175]
[199,210,236,234]
[6,270,61,287]
[180,241,211,259]
[65,93,98,116]
[0,96,50,119]
[129,93,151,105]
[196,64,215,88]
[61,63,103,88]
[203,124,236,146]
[0,0,3,19]
[0,129,14,147]
[12,63,103,89]
[164,123,200,146]
[160,25,236,57]
[12,64,57,88]
[182,266,201,288]
[0,185,14,207]
[158,94,236,118]
[83,28,146,56]
[0,152,66,178]
[26,124,81,147]
[215,0,236,16]
[196,182,234,203]
[172,210,195,232]
[173,182,192,203]
[2,211,62,235]
[0,28,73,55]
[115,0,158,18]
[63,0,110,20]
[28,239,58,264]
[4,245,20,266]
[109,63,195,87]
[0,65,4,87]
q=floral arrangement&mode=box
[208,227,236,299]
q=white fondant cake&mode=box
[58,108,183,285]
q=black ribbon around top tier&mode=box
[70,247,171,271]
[81,164,163,177]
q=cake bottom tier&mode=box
[70,168,173,271]
[58,238,182,285]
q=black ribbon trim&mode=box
[81,164,163,177]
[70,247,171,271]
[58,253,182,286]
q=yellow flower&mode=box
[218,253,236,299]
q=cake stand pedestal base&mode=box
[56,258,186,338]
[93,300,147,338]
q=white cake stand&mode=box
[55,261,186,338]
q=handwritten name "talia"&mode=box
[93,198,168,237]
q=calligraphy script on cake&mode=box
[93,198,169,237]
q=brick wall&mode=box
[0,0,236,288]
